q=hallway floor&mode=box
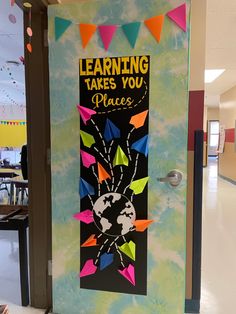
[201,158,236,314]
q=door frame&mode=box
[17,0,52,309]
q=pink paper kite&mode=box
[77,104,96,125]
[118,264,135,286]
[80,259,97,278]
[80,150,96,168]
[73,209,94,224]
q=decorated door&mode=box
[49,1,190,313]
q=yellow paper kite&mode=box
[119,240,136,261]
[113,145,129,167]
[129,177,149,194]
[80,130,95,148]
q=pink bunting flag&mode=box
[80,150,96,168]
[98,25,118,51]
[73,209,94,224]
[77,104,96,125]
[118,264,135,286]
[166,3,187,32]
[80,259,97,278]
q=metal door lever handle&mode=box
[157,170,182,187]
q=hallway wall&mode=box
[219,86,236,182]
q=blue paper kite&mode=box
[104,119,121,142]
[100,253,114,271]
[79,178,95,199]
[131,135,149,157]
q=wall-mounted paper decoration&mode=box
[104,119,120,142]
[80,150,96,168]
[100,253,114,270]
[133,219,154,232]
[79,24,97,49]
[80,259,97,278]
[113,145,129,167]
[77,105,96,125]
[121,22,141,48]
[144,15,164,43]
[55,16,72,41]
[0,120,27,125]
[80,130,95,148]
[167,3,187,32]
[131,135,149,156]
[129,177,149,195]
[118,264,135,286]
[81,234,97,247]
[79,178,95,198]
[98,25,118,51]
[119,240,136,261]
[97,162,111,183]
[129,110,148,129]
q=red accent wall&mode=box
[188,90,204,151]
[225,128,235,143]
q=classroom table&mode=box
[0,206,29,306]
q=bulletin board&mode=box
[49,1,190,313]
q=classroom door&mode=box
[49,1,190,313]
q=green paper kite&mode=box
[119,240,136,261]
[113,145,129,167]
[129,177,149,195]
[80,130,95,148]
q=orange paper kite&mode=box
[130,110,148,129]
[144,15,165,43]
[98,162,111,183]
[79,24,97,49]
[81,234,97,247]
[133,220,154,232]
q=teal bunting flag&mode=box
[55,17,72,41]
[121,22,141,48]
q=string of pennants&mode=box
[0,120,27,126]
[54,3,186,50]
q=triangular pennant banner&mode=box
[97,162,111,183]
[167,3,187,32]
[55,17,72,41]
[104,119,121,142]
[121,22,141,48]
[144,15,164,43]
[77,105,96,125]
[113,146,129,167]
[98,25,118,51]
[79,23,97,48]
[131,135,149,157]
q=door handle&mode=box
[157,170,183,187]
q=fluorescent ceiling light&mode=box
[205,69,225,83]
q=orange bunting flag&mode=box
[133,220,154,232]
[144,15,165,43]
[79,24,97,49]
[130,110,149,129]
[81,234,97,247]
[97,162,111,183]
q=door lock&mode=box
[157,170,183,187]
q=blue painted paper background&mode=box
[48,0,190,313]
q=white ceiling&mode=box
[0,1,25,108]
[205,0,236,107]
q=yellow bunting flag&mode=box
[79,24,97,49]
[144,15,165,43]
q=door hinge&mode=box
[48,260,52,276]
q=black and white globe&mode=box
[93,193,136,236]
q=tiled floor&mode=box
[201,158,236,314]
[1,158,235,313]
